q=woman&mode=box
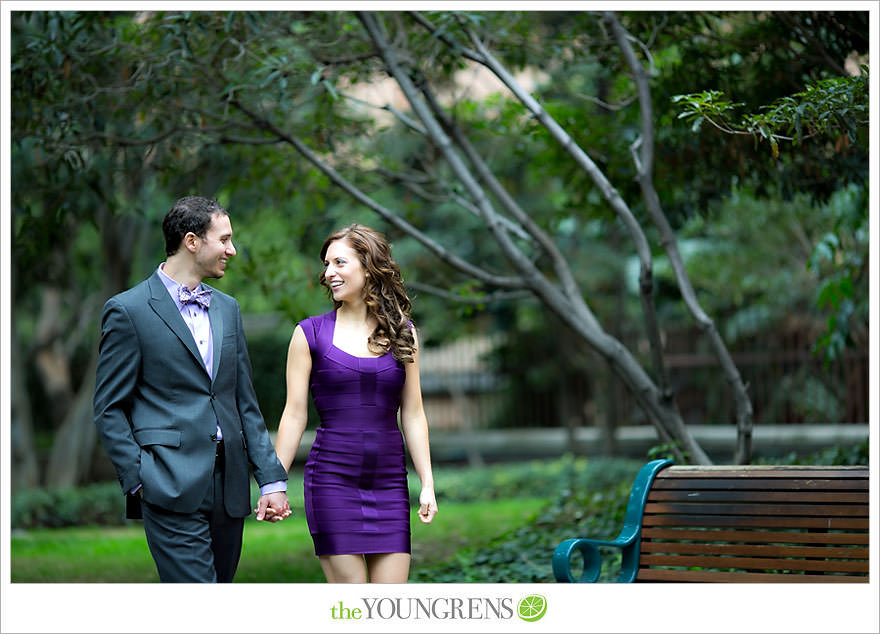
[275,224,438,583]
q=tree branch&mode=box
[578,92,637,111]
[416,73,608,334]
[338,90,428,135]
[461,20,672,386]
[358,11,552,297]
[407,11,486,64]
[407,281,532,305]
[461,23,657,297]
[361,11,700,463]
[598,13,671,399]
[228,97,527,291]
[606,11,753,463]
[215,134,285,145]
[378,164,533,242]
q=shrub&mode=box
[754,439,869,466]
[409,455,644,582]
[410,474,635,583]
[410,442,871,583]
[11,443,868,531]
[11,482,128,530]
[407,454,641,504]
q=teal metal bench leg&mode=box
[617,538,641,583]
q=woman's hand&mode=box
[417,487,438,524]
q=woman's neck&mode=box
[336,301,370,327]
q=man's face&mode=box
[193,213,236,279]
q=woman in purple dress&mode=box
[275,224,438,583]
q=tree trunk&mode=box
[45,351,98,488]
[224,13,714,465]
[363,10,711,464]
[40,205,143,488]
[224,11,715,464]
[33,287,75,424]
[10,319,40,491]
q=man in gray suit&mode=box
[94,196,290,582]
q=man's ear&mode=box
[184,232,199,252]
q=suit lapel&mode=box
[207,289,223,383]
[147,273,207,373]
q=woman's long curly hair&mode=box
[319,224,416,363]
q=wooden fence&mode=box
[418,328,868,431]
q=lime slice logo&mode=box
[517,594,547,622]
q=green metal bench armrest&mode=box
[552,458,673,583]
[553,537,636,582]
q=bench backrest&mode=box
[637,464,869,582]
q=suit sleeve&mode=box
[93,298,142,494]
[233,302,288,486]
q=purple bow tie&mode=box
[179,285,212,310]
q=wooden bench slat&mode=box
[640,527,870,545]
[648,489,867,503]
[642,513,868,530]
[553,460,869,584]
[651,478,868,491]
[657,466,867,477]
[639,541,869,559]
[636,568,868,583]
[643,501,868,517]
[639,553,869,573]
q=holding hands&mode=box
[255,491,292,523]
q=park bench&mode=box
[553,459,869,582]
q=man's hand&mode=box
[255,491,292,523]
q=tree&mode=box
[671,71,869,366]
[11,12,248,486]
[10,11,350,486]
[220,9,756,464]
[651,11,869,208]
[11,10,869,473]
[11,13,153,487]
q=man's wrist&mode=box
[260,480,287,496]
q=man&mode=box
[93,196,290,582]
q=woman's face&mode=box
[323,239,367,304]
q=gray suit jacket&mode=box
[93,272,287,517]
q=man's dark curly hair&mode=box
[162,196,228,256]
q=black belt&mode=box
[215,439,225,471]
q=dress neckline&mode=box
[328,310,390,360]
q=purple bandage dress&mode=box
[300,310,411,556]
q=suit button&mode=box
[210,433,217,441]
[210,393,216,400]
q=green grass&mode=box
[10,497,548,583]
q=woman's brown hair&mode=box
[319,224,416,363]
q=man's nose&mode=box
[227,240,237,256]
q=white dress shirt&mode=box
[154,264,285,496]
